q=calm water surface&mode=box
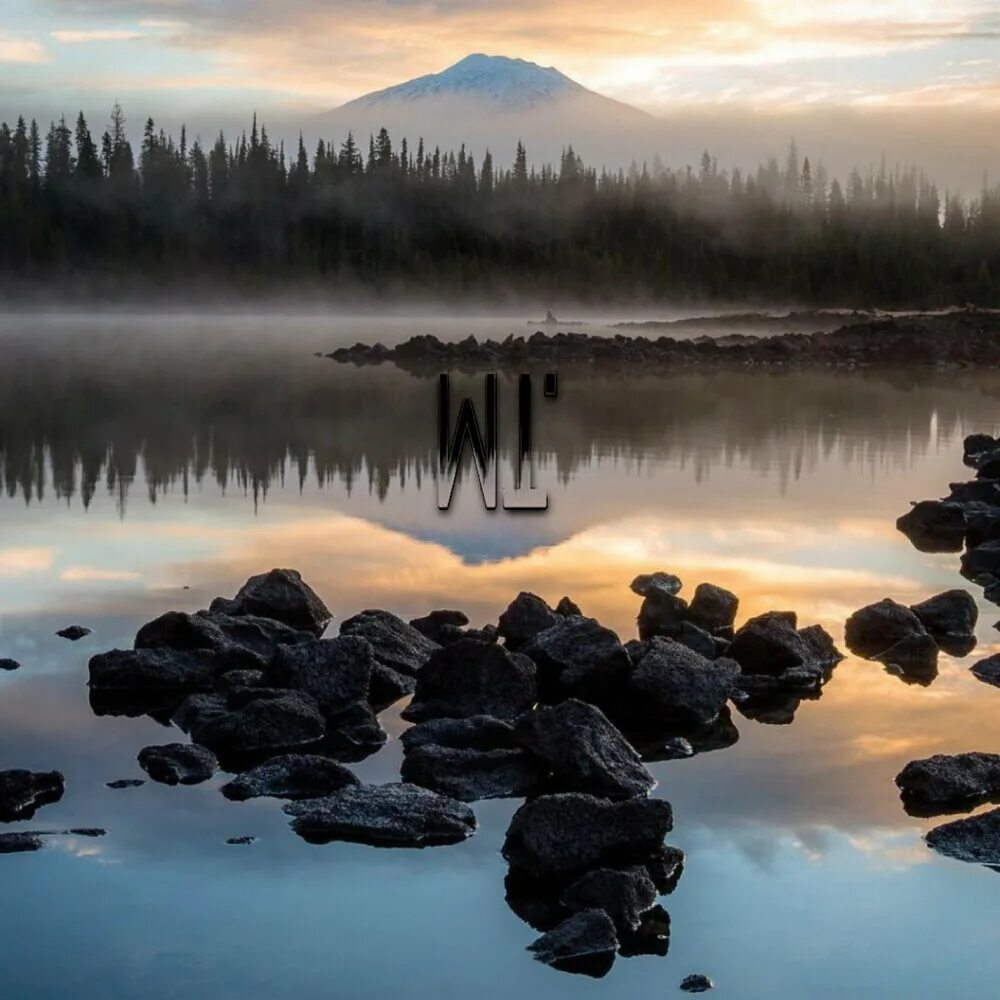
[1,313,999,999]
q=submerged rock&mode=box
[926,807,1000,865]
[0,658,20,671]
[226,836,256,846]
[497,592,561,649]
[285,782,477,847]
[528,909,618,979]
[514,699,654,800]
[339,609,439,678]
[0,832,44,853]
[138,743,218,785]
[630,572,682,598]
[503,792,673,879]
[209,569,331,637]
[874,633,940,683]
[522,617,631,708]
[0,770,65,822]
[402,638,537,722]
[56,625,91,641]
[896,752,1000,814]
[844,599,928,658]
[727,612,836,676]
[681,973,715,993]
[561,866,657,936]
[221,753,359,801]
[106,779,144,789]
[88,647,219,692]
[401,745,542,801]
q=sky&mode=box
[1,1,999,189]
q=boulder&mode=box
[401,715,516,752]
[674,622,719,660]
[687,583,739,633]
[503,792,673,879]
[88,647,219,692]
[522,617,631,708]
[401,745,542,801]
[402,638,537,722]
[561,867,657,935]
[555,596,582,617]
[514,699,654,800]
[630,572,682,598]
[681,973,715,993]
[497,592,561,648]
[637,592,689,641]
[727,612,837,676]
[221,753,359,801]
[844,599,927,658]
[322,701,387,761]
[618,903,672,958]
[137,743,218,785]
[896,752,1000,814]
[369,663,416,708]
[909,590,978,644]
[0,658,19,671]
[0,769,65,822]
[106,779,144,789]
[895,501,967,552]
[619,638,738,729]
[964,433,999,465]
[971,652,1000,687]
[926,807,1000,865]
[961,540,1000,579]
[644,844,686,893]
[964,509,1000,550]
[209,569,331,636]
[269,636,372,717]
[217,669,266,689]
[56,625,91,641]
[528,909,618,978]
[0,832,44,854]
[408,610,470,645]
[284,782,477,846]
[873,633,940,681]
[339,609,439,677]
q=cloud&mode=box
[59,566,142,581]
[52,29,144,43]
[0,32,48,64]
[0,547,54,575]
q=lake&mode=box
[1,312,999,999]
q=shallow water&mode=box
[1,313,999,999]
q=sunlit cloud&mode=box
[0,31,48,64]
[52,29,144,43]
[59,566,142,582]
[0,547,55,576]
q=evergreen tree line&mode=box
[1,105,998,304]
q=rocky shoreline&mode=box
[325,308,1000,372]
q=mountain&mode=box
[312,54,662,170]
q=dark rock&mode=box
[217,669,266,689]
[561,867,657,935]
[797,624,845,668]
[727,612,832,675]
[653,737,695,760]
[173,689,326,756]
[401,745,542,801]
[896,501,967,552]
[644,844,685,893]
[401,715,516,752]
[88,647,219,692]
[369,663,416,708]
[555,596,582,617]
[926,807,1000,865]
[339,609,439,677]
[503,792,673,879]
[269,636,372,717]
[408,610,469,645]
[285,782,477,847]
[874,633,940,682]
[964,509,1000,550]
[226,836,256,845]
[896,753,1000,815]
[0,658,19,671]
[619,638,738,729]
[964,433,999,465]
[221,753,359,801]
[844,599,928,658]
[945,480,1000,505]
[0,833,44,854]
[687,583,739,633]
[514,699,654,800]
[106,779,144,789]
[681,973,715,993]
[528,909,618,978]
[618,903,671,958]
[497,592,561,648]
[0,770,65,822]
[675,622,719,659]
[978,455,1000,480]
[630,572,682,598]
[210,569,331,637]
[909,590,978,646]
[138,743,218,785]
[971,652,1000,687]
[637,592,689,640]
[522,617,631,708]
[67,828,105,837]
[961,541,1000,579]
[402,638,537,722]
[56,625,91,641]
[320,701,386,761]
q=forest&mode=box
[0,105,998,305]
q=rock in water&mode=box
[0,832,45,854]
[687,583,739,633]
[528,909,618,978]
[637,592,689,641]
[874,633,940,683]
[138,743,218,785]
[965,433,999,465]
[88,648,219,692]
[844,599,928,658]
[497,592,561,648]
[221,754,359,801]
[269,636,373,717]
[503,792,673,879]
[681,973,715,993]
[408,610,469,645]
[56,625,91,641]
[561,867,657,935]
[0,770,65,821]
[0,658,19,671]
[620,639,738,729]
[210,569,331,637]
[284,783,477,847]
[514,699,654,800]
[339,609,440,678]
[971,653,1000,687]
[522,617,631,708]
[630,572,682,598]
[400,715,516,752]
[555,596,582,617]
[909,590,978,646]
[106,779,145,789]
[402,638,537,722]
[896,501,968,553]
[896,753,1000,814]
[961,541,1000,579]
[926,807,1000,865]
[401,745,542,801]
[226,836,256,846]
[727,612,835,676]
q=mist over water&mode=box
[2,312,1000,998]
